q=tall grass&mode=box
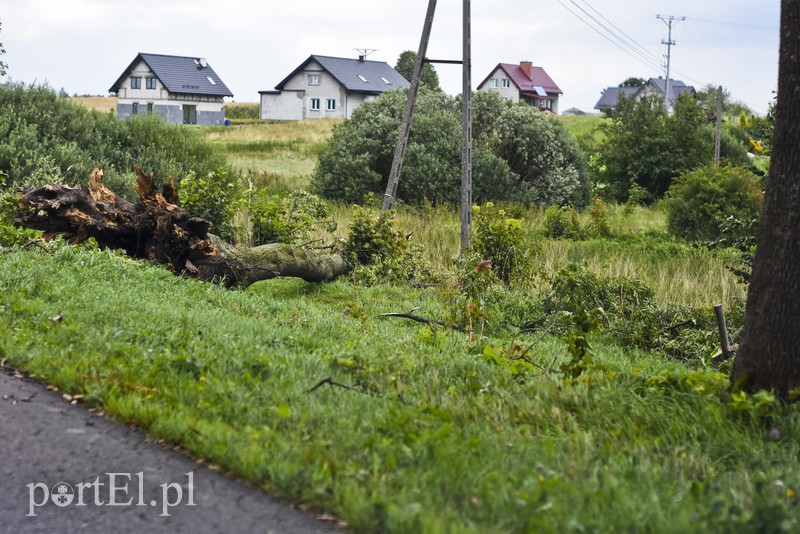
[0,243,796,533]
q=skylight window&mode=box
[207,76,216,86]
[358,75,368,83]
[381,77,391,85]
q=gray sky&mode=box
[1,0,780,114]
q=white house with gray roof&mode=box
[110,53,233,126]
[594,77,696,113]
[259,55,410,120]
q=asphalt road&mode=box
[0,367,342,534]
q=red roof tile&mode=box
[481,63,562,95]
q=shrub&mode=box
[178,168,243,240]
[313,90,589,208]
[248,189,332,246]
[543,205,583,239]
[0,83,232,201]
[344,205,437,286]
[665,165,762,242]
[471,202,526,283]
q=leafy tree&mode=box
[619,77,646,88]
[0,20,7,77]
[665,165,762,242]
[596,93,719,202]
[313,89,590,208]
[731,0,800,400]
[395,51,441,91]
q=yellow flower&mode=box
[788,489,796,498]
[198,375,206,382]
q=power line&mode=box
[575,0,662,65]
[555,0,662,73]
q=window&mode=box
[206,76,216,86]
[501,79,511,88]
[308,74,321,86]
[381,77,391,85]
[310,98,320,111]
[326,99,336,111]
[146,77,156,90]
[132,102,139,115]
[130,76,142,89]
[183,105,197,125]
[357,75,368,82]
[147,103,153,115]
[490,78,498,88]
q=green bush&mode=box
[248,189,332,246]
[178,168,242,240]
[665,165,762,242]
[344,205,437,286]
[313,90,589,208]
[0,83,231,201]
[543,205,583,239]
[471,202,526,283]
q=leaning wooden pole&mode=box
[460,0,473,255]
[381,0,438,212]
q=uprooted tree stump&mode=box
[14,167,351,286]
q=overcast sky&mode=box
[1,0,780,115]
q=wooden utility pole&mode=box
[460,0,472,254]
[382,0,437,212]
[714,85,724,164]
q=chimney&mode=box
[520,61,533,79]
[358,55,365,62]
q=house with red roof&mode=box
[477,61,562,114]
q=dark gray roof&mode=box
[274,55,409,94]
[594,86,638,109]
[110,53,233,97]
[594,78,696,110]
[645,77,695,103]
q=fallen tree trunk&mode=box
[14,167,351,286]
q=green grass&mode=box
[1,242,798,533]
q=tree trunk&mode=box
[730,0,800,400]
[14,167,351,287]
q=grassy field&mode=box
[70,96,118,113]
[2,113,791,532]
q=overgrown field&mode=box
[2,108,792,532]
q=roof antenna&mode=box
[353,48,378,61]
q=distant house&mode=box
[109,53,233,126]
[259,55,410,120]
[477,61,562,114]
[593,86,639,112]
[594,77,696,113]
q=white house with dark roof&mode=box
[594,77,696,113]
[110,53,233,126]
[477,61,563,114]
[259,55,410,120]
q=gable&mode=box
[110,53,233,98]
[274,55,409,95]
[478,63,562,96]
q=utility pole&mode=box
[715,86,724,164]
[460,0,472,254]
[382,0,437,213]
[657,14,685,111]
